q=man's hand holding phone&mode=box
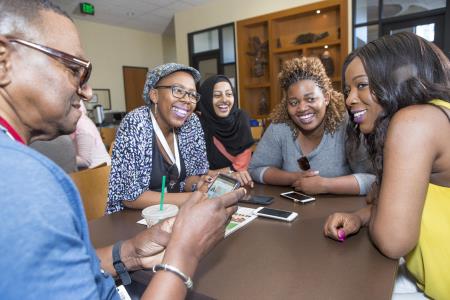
[207,174,241,198]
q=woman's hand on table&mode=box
[323,212,363,242]
[195,174,214,191]
[230,170,254,188]
[208,168,254,188]
[292,170,325,194]
[184,175,211,192]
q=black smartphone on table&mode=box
[239,194,274,205]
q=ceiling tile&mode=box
[166,1,194,12]
[52,0,216,34]
[137,0,177,6]
[181,0,210,5]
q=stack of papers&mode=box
[225,206,257,237]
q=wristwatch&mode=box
[112,241,131,285]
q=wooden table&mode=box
[89,184,398,299]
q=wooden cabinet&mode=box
[237,0,348,119]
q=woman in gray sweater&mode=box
[249,57,374,195]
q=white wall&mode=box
[162,34,177,63]
[162,18,177,63]
[174,0,352,65]
[74,19,164,112]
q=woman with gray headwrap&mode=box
[106,63,209,214]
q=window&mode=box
[382,0,446,18]
[188,23,237,89]
[352,0,449,57]
[354,24,379,49]
[193,30,219,53]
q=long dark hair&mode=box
[343,32,450,184]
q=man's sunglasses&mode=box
[8,38,92,89]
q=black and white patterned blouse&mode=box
[106,106,209,214]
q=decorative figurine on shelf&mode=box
[320,50,334,76]
[276,38,281,48]
[246,36,268,77]
[294,31,329,45]
[258,90,269,115]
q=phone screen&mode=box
[207,175,239,198]
[283,192,312,201]
[257,207,292,218]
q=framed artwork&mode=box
[87,89,111,110]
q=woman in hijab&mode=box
[197,75,254,187]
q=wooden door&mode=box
[123,66,148,112]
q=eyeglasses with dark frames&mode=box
[155,85,201,103]
[297,156,311,171]
[8,38,92,89]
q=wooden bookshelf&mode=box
[237,0,348,119]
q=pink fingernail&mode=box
[338,229,346,241]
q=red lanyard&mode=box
[0,116,25,144]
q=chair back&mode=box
[250,126,263,141]
[108,140,115,157]
[70,165,111,221]
[250,117,270,142]
[100,127,117,151]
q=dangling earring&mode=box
[154,103,158,118]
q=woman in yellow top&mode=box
[323,32,450,299]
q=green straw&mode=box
[160,176,166,211]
